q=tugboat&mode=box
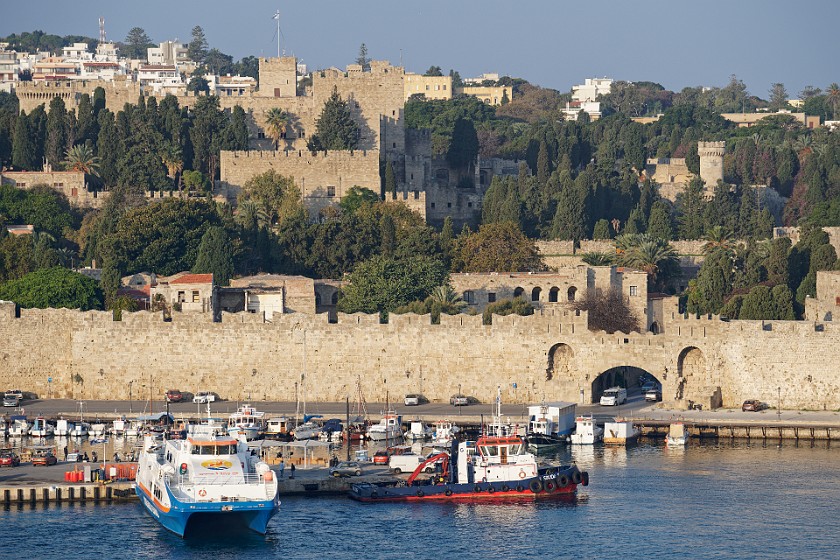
[135,424,279,537]
[349,434,588,502]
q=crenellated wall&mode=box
[0,300,837,410]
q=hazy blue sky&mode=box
[2,0,837,98]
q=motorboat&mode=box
[124,420,144,437]
[570,416,604,445]
[70,422,90,437]
[405,420,433,441]
[292,421,321,441]
[349,434,589,502]
[367,411,403,442]
[526,402,577,454]
[265,417,294,440]
[9,416,30,437]
[112,417,128,436]
[666,422,689,447]
[55,419,74,437]
[90,422,107,437]
[603,419,640,445]
[431,419,459,447]
[30,416,55,438]
[135,426,279,537]
[227,404,266,441]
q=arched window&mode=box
[315,293,322,307]
[331,291,339,305]
[567,286,577,302]
[649,321,660,334]
[549,287,559,303]
[531,287,541,302]
[513,287,524,298]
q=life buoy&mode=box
[518,470,527,479]
[545,481,557,493]
[529,480,543,493]
[474,485,482,493]
[198,489,206,497]
[487,486,496,494]
[264,471,273,482]
[571,470,582,485]
[445,489,453,496]
[416,490,424,498]
[558,475,569,487]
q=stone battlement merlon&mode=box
[224,149,375,160]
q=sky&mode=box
[2,0,838,99]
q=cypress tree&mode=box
[384,161,397,196]
[75,94,96,146]
[647,201,673,241]
[92,87,106,117]
[97,110,120,188]
[439,216,454,262]
[536,141,551,185]
[593,219,611,240]
[45,97,68,169]
[193,226,234,286]
[12,112,36,170]
[624,205,646,235]
[309,87,359,151]
[28,105,47,167]
[677,178,706,239]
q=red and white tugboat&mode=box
[349,434,588,502]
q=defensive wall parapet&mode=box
[0,302,838,410]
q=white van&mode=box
[388,452,426,474]
[600,387,627,406]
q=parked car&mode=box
[0,451,20,467]
[742,399,765,412]
[641,381,660,393]
[32,450,58,466]
[450,394,469,406]
[329,461,363,477]
[165,389,183,403]
[193,391,217,404]
[372,450,390,465]
[2,394,19,407]
[404,394,422,406]
[645,388,662,402]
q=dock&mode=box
[631,419,840,441]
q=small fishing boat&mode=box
[70,422,90,438]
[111,417,128,436]
[431,419,459,447]
[367,411,403,442]
[603,419,640,445]
[666,422,689,447]
[292,421,321,441]
[350,434,588,502]
[90,422,107,437]
[227,404,266,441]
[9,416,30,437]
[30,416,54,438]
[135,425,279,537]
[124,420,144,437]
[55,419,74,437]
[570,416,604,445]
[526,402,577,454]
[265,417,294,440]
[405,420,433,441]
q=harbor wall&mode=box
[0,302,838,410]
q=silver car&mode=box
[192,391,216,404]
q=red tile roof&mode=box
[168,273,213,285]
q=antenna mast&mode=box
[99,17,106,44]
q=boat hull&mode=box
[350,467,587,503]
[135,481,278,538]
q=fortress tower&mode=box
[698,141,725,190]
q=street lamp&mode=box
[128,381,133,414]
[777,387,781,422]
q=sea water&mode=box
[2,440,838,559]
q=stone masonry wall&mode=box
[1,301,838,410]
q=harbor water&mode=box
[2,439,839,559]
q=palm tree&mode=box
[236,199,270,230]
[63,144,101,177]
[827,83,840,120]
[702,226,737,257]
[160,143,184,194]
[623,239,679,291]
[264,108,289,150]
[581,252,615,266]
[56,247,78,268]
[428,285,466,315]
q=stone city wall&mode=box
[0,301,837,410]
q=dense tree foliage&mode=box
[308,88,360,151]
[572,288,639,333]
[0,267,103,310]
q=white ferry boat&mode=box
[135,426,279,537]
[227,404,266,441]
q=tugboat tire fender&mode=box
[515,485,525,492]
[571,470,582,484]
[416,490,424,498]
[529,480,543,493]
[474,485,482,493]
[370,491,378,499]
[501,485,510,492]
[487,486,495,493]
[544,481,556,493]
[582,472,590,486]
[445,489,453,496]
[558,475,569,487]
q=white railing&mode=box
[169,473,276,502]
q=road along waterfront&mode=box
[1,439,839,559]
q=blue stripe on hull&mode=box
[135,485,279,538]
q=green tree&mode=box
[339,186,380,215]
[739,286,776,320]
[581,252,614,266]
[264,107,289,150]
[647,201,673,240]
[676,178,706,239]
[337,255,447,316]
[424,66,443,77]
[482,297,534,325]
[63,144,100,177]
[624,205,646,235]
[45,97,68,169]
[12,111,37,170]
[123,27,153,59]
[160,142,184,192]
[686,250,733,314]
[621,238,680,292]
[193,226,234,286]
[0,267,103,310]
[454,222,543,273]
[828,82,840,119]
[446,118,479,169]
[355,43,370,71]
[239,170,303,226]
[188,25,209,63]
[308,87,359,151]
[592,219,611,240]
[768,83,789,112]
[380,214,396,258]
[74,93,96,146]
[187,69,210,95]
[383,161,397,196]
[96,109,120,187]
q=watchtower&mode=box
[698,141,725,189]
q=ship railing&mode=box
[168,472,277,502]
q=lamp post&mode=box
[458,384,462,416]
[777,387,781,422]
[128,381,133,414]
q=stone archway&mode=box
[677,347,705,401]
[546,343,573,381]
[590,366,660,404]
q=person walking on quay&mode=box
[278,458,285,479]
[289,463,295,479]
[63,446,68,461]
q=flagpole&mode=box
[274,9,281,58]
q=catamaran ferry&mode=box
[135,424,279,537]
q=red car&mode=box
[32,451,58,466]
[0,451,20,467]
[166,389,184,403]
[742,400,766,412]
[372,451,390,465]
